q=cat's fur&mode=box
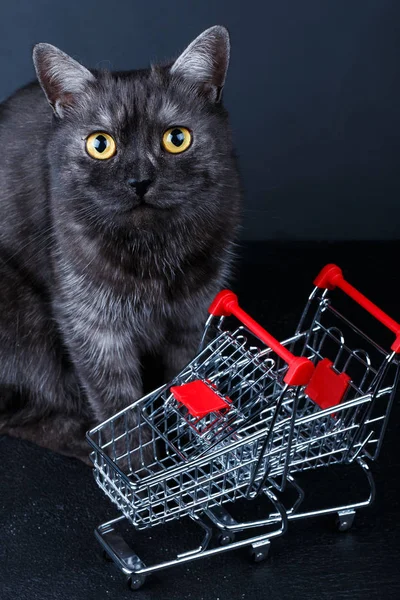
[0,26,241,462]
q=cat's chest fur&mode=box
[54,254,171,352]
[52,220,199,356]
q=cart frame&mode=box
[87,264,399,589]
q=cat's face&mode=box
[34,27,238,235]
[48,70,232,231]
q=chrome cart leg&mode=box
[95,515,147,590]
[205,487,289,535]
[287,458,375,528]
[286,474,306,515]
[268,474,305,519]
[250,539,271,562]
[205,505,238,545]
[95,490,288,589]
[176,514,213,558]
[127,573,147,592]
[336,509,356,532]
[206,504,238,529]
[207,488,289,561]
[217,530,236,546]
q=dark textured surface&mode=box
[1,241,400,600]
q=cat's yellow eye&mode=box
[86,132,116,160]
[162,127,192,154]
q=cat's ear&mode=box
[33,43,95,118]
[170,26,230,102]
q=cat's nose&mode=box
[127,178,152,198]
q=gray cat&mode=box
[0,25,241,463]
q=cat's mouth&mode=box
[132,201,168,211]
[114,198,165,214]
[110,199,177,223]
[101,192,182,222]
[129,194,181,212]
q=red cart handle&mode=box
[208,291,315,386]
[314,264,400,353]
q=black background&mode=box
[1,0,399,240]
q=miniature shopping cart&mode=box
[87,264,400,590]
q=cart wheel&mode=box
[127,573,146,591]
[217,531,235,546]
[250,542,270,563]
[336,510,356,532]
[102,550,113,563]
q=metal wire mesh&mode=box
[87,288,399,530]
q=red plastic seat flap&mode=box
[170,380,231,418]
[305,358,351,409]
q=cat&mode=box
[0,25,241,465]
